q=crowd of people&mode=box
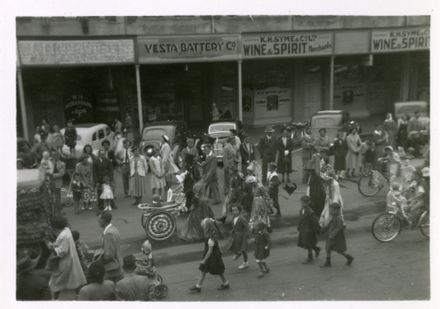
[16,110,430,300]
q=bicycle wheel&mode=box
[371,213,401,242]
[419,210,430,239]
[358,171,382,197]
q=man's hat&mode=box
[264,126,275,133]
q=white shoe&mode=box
[238,262,249,270]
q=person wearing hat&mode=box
[320,202,354,268]
[276,127,294,183]
[16,251,51,300]
[115,139,133,197]
[201,143,222,204]
[128,146,149,205]
[75,153,97,211]
[223,135,241,196]
[258,126,278,184]
[229,129,241,152]
[314,128,330,155]
[239,133,256,174]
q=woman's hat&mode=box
[264,126,275,133]
[162,135,170,143]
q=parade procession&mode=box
[14,15,431,301]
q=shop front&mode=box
[17,38,136,140]
[137,34,240,129]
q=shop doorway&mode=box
[302,71,323,120]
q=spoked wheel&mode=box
[358,171,382,197]
[144,211,176,241]
[371,213,401,242]
[141,213,149,229]
[419,210,430,239]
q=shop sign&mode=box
[242,32,333,58]
[64,94,94,123]
[137,35,239,63]
[371,27,430,53]
[18,39,135,65]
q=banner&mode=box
[371,27,430,53]
[242,32,333,58]
[138,35,239,63]
[18,39,135,65]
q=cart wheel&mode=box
[141,213,149,229]
[419,210,429,239]
[144,211,176,241]
[371,212,401,242]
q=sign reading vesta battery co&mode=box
[372,27,429,53]
[242,32,333,58]
[138,35,239,63]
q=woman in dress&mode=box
[189,218,229,293]
[180,182,215,242]
[75,154,96,211]
[83,144,97,164]
[345,127,362,178]
[160,135,179,187]
[383,113,398,148]
[128,146,149,205]
[319,170,344,228]
[47,216,87,300]
[307,149,326,217]
[149,148,166,198]
[331,130,347,179]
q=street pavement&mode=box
[158,228,429,301]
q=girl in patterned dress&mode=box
[100,176,114,211]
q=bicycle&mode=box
[371,207,429,242]
[358,167,389,197]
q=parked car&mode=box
[139,121,187,159]
[207,120,238,162]
[310,110,362,141]
[60,123,114,158]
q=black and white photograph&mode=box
[2,0,438,306]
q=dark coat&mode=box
[331,138,347,171]
[276,137,294,173]
[254,231,270,260]
[229,215,249,253]
[94,157,114,183]
[240,142,256,166]
[199,238,225,275]
[297,206,320,249]
[323,216,347,253]
[258,136,277,162]
[202,154,218,184]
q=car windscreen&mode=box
[311,115,342,128]
[142,127,170,140]
[208,123,236,134]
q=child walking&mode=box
[71,173,84,214]
[100,176,114,211]
[229,205,250,270]
[254,220,271,278]
[297,195,321,264]
[189,218,229,293]
[321,203,354,268]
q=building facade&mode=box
[16,16,430,139]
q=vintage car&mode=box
[207,120,238,162]
[310,110,361,141]
[60,123,115,158]
[139,121,187,159]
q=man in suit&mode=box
[98,211,123,282]
[301,127,315,184]
[50,150,66,214]
[201,143,221,204]
[115,139,132,197]
[240,133,255,174]
[95,150,114,210]
[180,137,199,167]
[276,127,294,183]
[258,126,278,184]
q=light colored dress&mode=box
[129,155,149,198]
[149,156,166,190]
[100,183,114,200]
[319,179,344,228]
[345,133,362,171]
[49,227,87,293]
